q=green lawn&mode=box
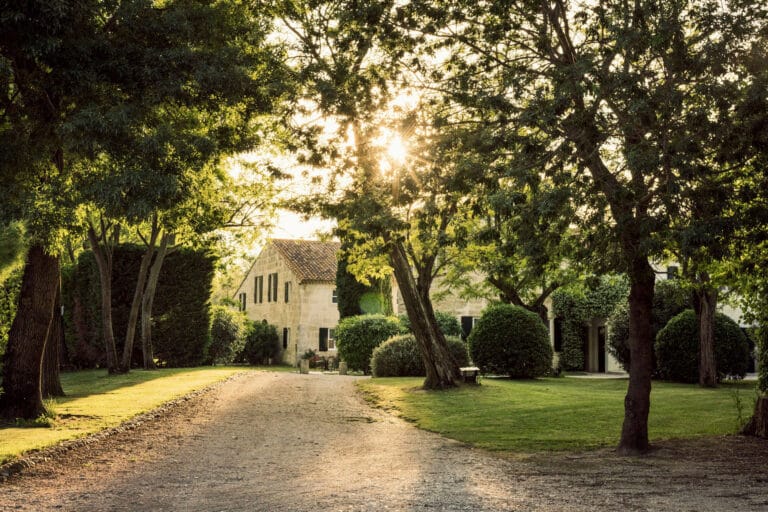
[0,366,269,464]
[358,376,756,452]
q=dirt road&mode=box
[2,371,768,511]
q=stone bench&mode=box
[459,366,480,384]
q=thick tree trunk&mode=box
[0,244,59,420]
[41,283,65,398]
[617,257,656,455]
[695,282,718,387]
[742,396,768,438]
[120,222,160,372]
[141,232,172,369]
[87,224,120,374]
[389,240,459,389]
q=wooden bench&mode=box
[459,366,480,384]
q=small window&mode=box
[239,292,247,312]
[332,288,338,304]
[284,281,291,303]
[254,276,264,304]
[328,328,336,350]
[283,327,290,350]
[319,327,329,352]
[267,272,278,302]
[667,265,679,280]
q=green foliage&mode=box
[336,254,392,318]
[655,310,750,383]
[0,267,23,381]
[371,334,469,377]
[468,303,553,379]
[552,275,629,370]
[397,311,462,337]
[63,246,215,368]
[208,306,247,366]
[335,314,402,374]
[607,279,691,372]
[239,321,281,365]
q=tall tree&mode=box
[272,0,462,388]
[417,0,768,453]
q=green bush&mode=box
[336,314,401,374]
[468,303,553,378]
[607,279,690,372]
[397,311,462,337]
[370,334,469,377]
[239,320,281,365]
[207,306,247,365]
[655,309,750,383]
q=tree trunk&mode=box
[694,279,718,388]
[389,240,459,389]
[41,283,65,398]
[141,232,172,369]
[742,396,768,438]
[617,257,655,455]
[0,244,59,420]
[120,221,160,372]
[87,224,120,374]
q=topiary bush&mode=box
[207,306,247,365]
[468,303,553,378]
[335,314,401,374]
[655,309,750,383]
[239,320,281,365]
[370,334,469,377]
[607,279,690,372]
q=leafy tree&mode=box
[271,0,462,388]
[415,0,768,454]
[0,0,286,417]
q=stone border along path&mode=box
[1,370,768,511]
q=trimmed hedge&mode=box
[468,303,553,378]
[336,314,401,374]
[239,320,281,365]
[655,309,750,383]
[370,334,469,377]
[64,245,216,368]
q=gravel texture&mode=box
[2,370,768,511]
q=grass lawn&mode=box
[0,366,274,464]
[358,376,756,453]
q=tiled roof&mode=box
[271,239,340,283]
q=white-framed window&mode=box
[332,288,338,304]
[328,328,336,350]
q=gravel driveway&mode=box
[2,370,768,511]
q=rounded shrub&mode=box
[239,320,281,365]
[370,334,469,377]
[655,309,750,383]
[397,311,462,337]
[335,314,402,374]
[468,303,553,378]
[207,306,247,365]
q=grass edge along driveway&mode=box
[358,376,756,453]
[0,367,253,464]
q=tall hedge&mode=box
[64,245,215,368]
[468,303,553,378]
[655,309,750,383]
[0,267,23,380]
[335,314,401,373]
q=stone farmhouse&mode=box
[234,239,341,365]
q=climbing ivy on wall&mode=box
[551,275,629,371]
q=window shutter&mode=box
[319,328,329,352]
